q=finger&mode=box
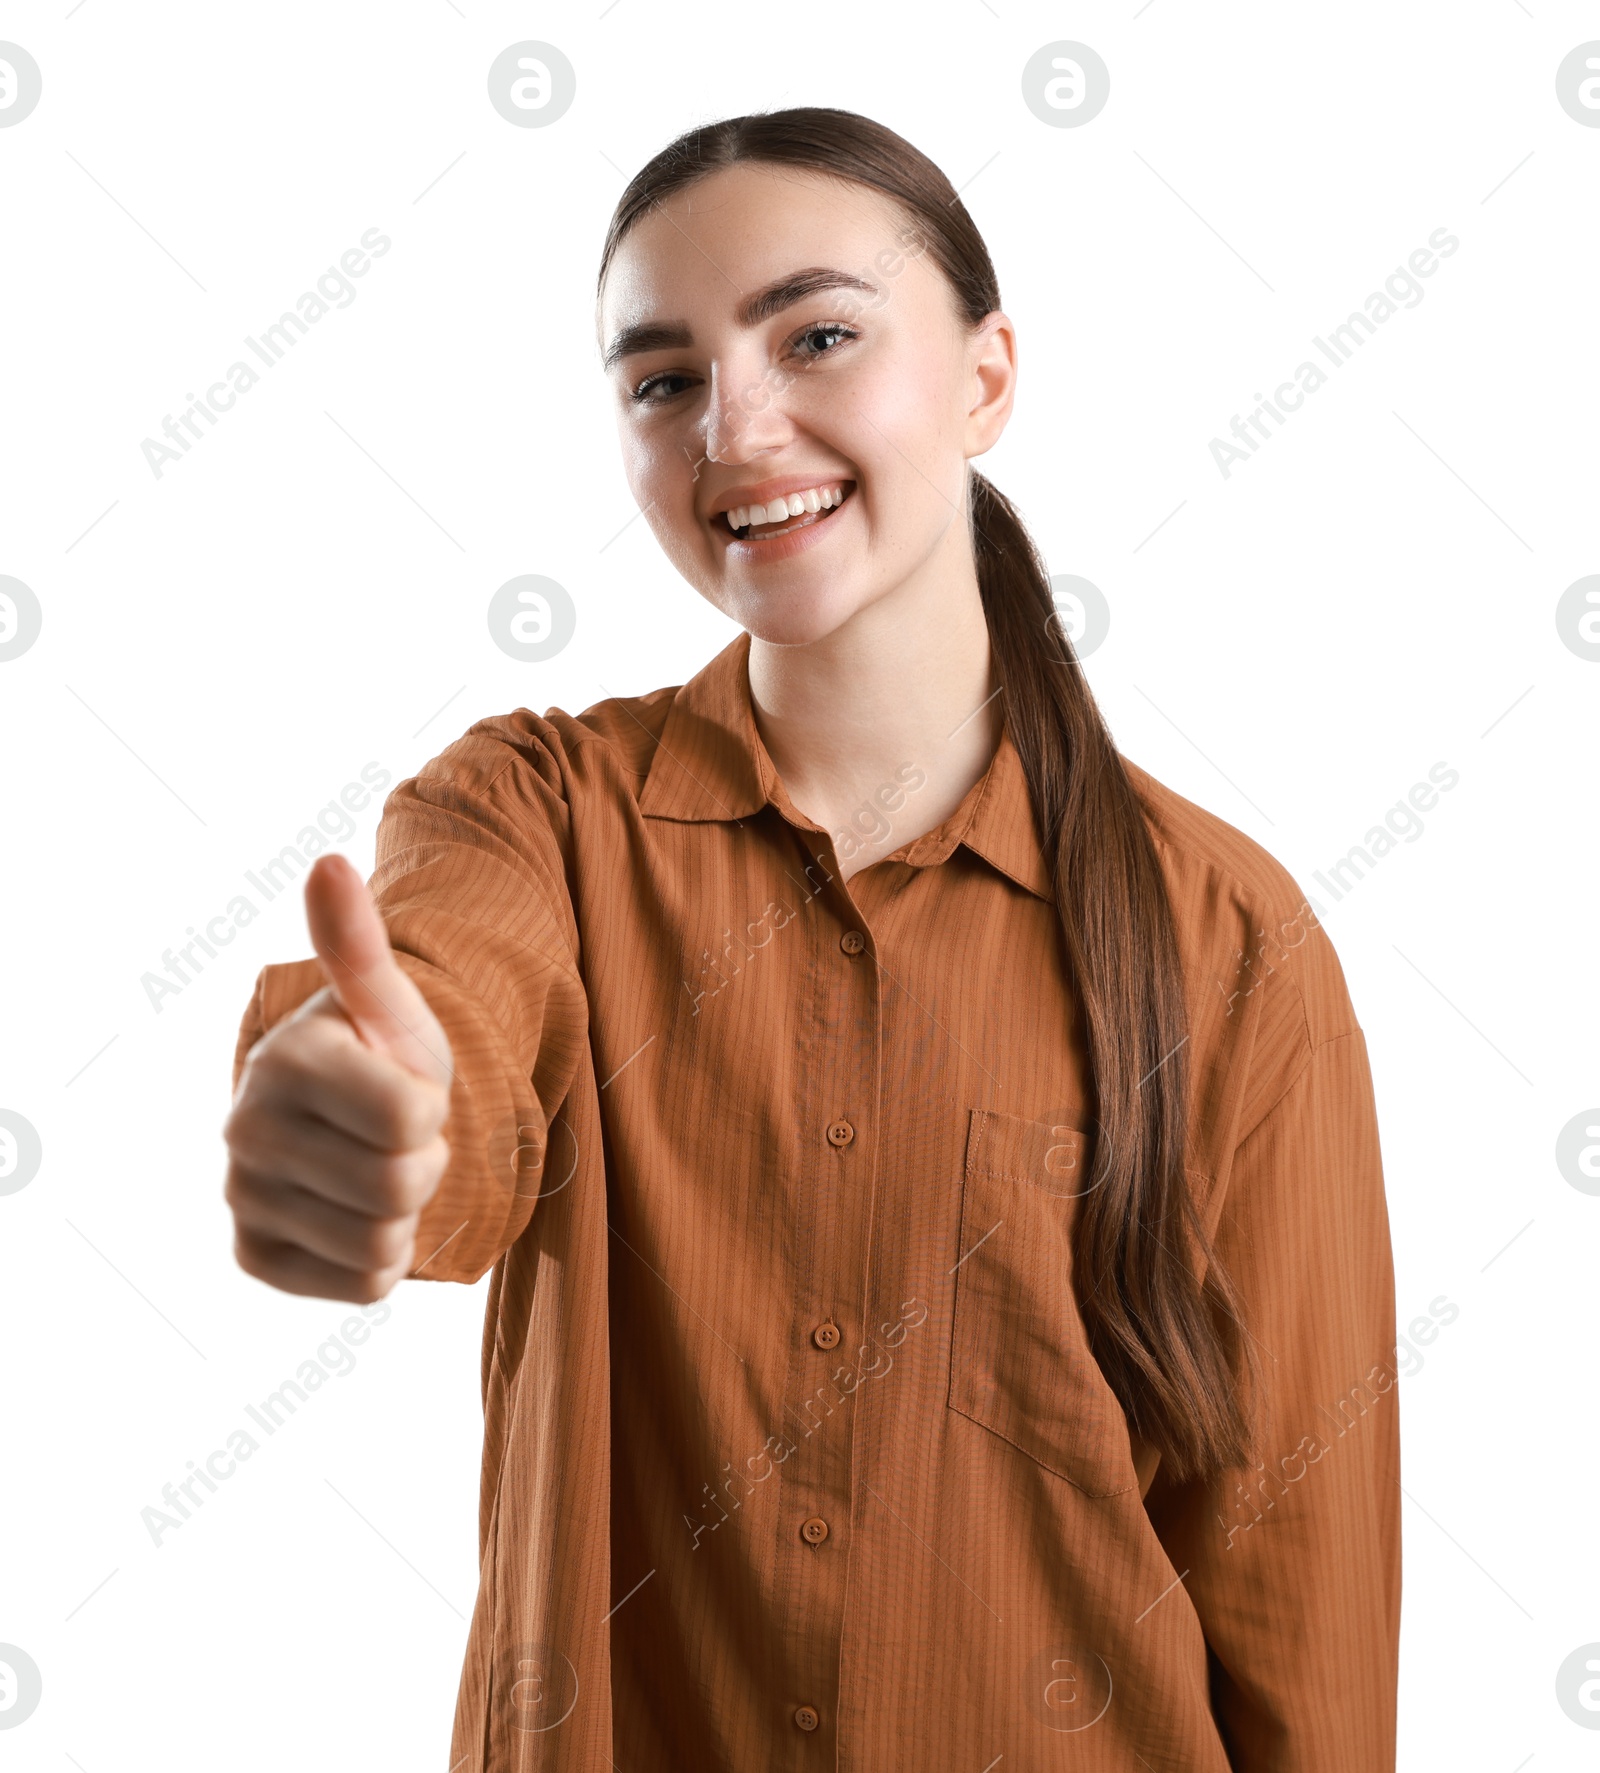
[232,1222,414,1305]
[244,1006,451,1151]
[225,1109,448,1220]
[226,1161,421,1274]
[303,852,453,1086]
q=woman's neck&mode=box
[745,562,1002,880]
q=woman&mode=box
[223,108,1400,1770]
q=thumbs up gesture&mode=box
[223,853,455,1301]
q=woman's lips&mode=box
[718,483,856,552]
[737,502,832,539]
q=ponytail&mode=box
[970,470,1257,1482]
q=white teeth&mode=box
[723,482,849,532]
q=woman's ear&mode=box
[964,310,1018,461]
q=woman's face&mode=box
[597,162,1015,647]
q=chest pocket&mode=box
[947,1106,1138,1498]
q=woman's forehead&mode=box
[600,166,914,324]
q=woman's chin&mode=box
[732,594,864,650]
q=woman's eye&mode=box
[630,372,691,405]
[792,322,857,360]
[627,323,858,405]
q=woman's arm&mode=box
[1143,1027,1402,1771]
[230,720,591,1287]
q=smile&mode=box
[719,481,855,544]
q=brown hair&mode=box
[595,106,1257,1485]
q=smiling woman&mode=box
[225,104,1399,1773]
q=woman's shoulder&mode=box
[1118,751,1362,1077]
[1119,752,1310,921]
[404,679,686,805]
[409,633,758,818]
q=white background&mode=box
[1,2,1596,1767]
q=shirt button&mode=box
[840,929,866,955]
[812,1320,841,1350]
[826,1118,855,1147]
[794,1704,820,1731]
[801,1515,830,1545]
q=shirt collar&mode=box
[637,629,1054,904]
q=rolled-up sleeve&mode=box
[1143,1027,1401,1771]
[230,724,591,1287]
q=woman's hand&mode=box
[222,854,455,1302]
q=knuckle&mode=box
[232,1228,273,1285]
[381,1217,419,1267]
[275,1014,350,1081]
[225,1164,284,1232]
[353,1213,415,1273]
[243,1045,305,1111]
[367,1149,425,1215]
[222,1166,249,1215]
[221,1096,263,1157]
[350,1260,405,1305]
[269,1037,326,1098]
[381,1081,438,1152]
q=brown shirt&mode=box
[233,628,1400,1771]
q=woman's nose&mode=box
[704,360,793,463]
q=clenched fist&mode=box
[223,852,455,1302]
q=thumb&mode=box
[304,852,453,1087]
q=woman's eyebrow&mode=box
[601,266,877,373]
